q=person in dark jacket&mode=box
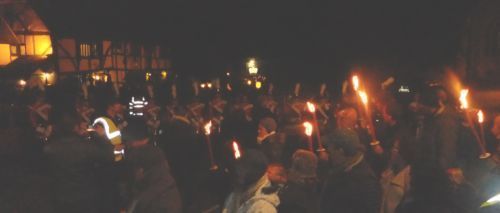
[320,128,382,213]
[416,86,460,170]
[44,110,115,213]
[279,149,320,213]
[124,118,182,213]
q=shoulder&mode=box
[246,198,278,213]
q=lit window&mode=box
[20,45,26,55]
[10,46,17,55]
[80,43,100,58]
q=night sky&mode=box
[33,0,475,83]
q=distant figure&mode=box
[223,149,280,213]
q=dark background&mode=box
[31,0,475,83]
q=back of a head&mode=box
[259,117,277,133]
[235,149,269,187]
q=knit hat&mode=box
[289,149,318,179]
[259,117,277,133]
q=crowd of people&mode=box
[0,75,500,213]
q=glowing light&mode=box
[306,102,316,113]
[358,91,368,105]
[232,141,241,159]
[146,72,152,81]
[247,58,258,75]
[204,121,212,136]
[459,89,469,109]
[303,121,313,136]
[226,72,230,76]
[478,110,484,123]
[201,83,206,88]
[18,79,26,86]
[481,193,500,208]
[161,71,168,79]
[352,75,359,91]
[255,81,262,89]
[398,86,410,93]
[207,83,213,88]
[247,80,252,86]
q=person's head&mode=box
[267,164,287,186]
[289,149,318,183]
[258,117,277,137]
[323,128,362,169]
[122,117,149,146]
[51,108,82,135]
[106,100,123,116]
[336,107,358,129]
[234,149,269,188]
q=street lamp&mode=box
[247,58,258,75]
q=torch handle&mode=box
[205,136,218,170]
[464,111,487,155]
[312,114,324,150]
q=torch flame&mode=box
[459,89,469,109]
[306,102,316,113]
[232,141,241,159]
[352,75,359,91]
[358,91,368,105]
[478,110,484,123]
[303,122,313,136]
[204,121,212,135]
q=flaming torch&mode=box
[460,89,469,110]
[204,121,218,170]
[303,121,314,151]
[306,102,325,151]
[232,141,241,159]
[357,90,382,154]
[459,89,490,159]
[352,75,360,92]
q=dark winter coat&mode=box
[44,133,114,213]
[320,160,382,213]
[279,180,320,213]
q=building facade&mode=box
[0,0,170,84]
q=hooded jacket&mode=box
[223,176,280,213]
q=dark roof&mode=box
[0,56,52,79]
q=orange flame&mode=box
[303,121,313,136]
[204,121,212,135]
[352,75,359,91]
[232,141,241,159]
[358,91,368,105]
[306,102,316,113]
[478,110,484,123]
[459,89,469,109]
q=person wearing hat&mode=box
[122,118,182,213]
[320,128,381,213]
[223,149,280,213]
[257,117,284,163]
[278,149,320,213]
